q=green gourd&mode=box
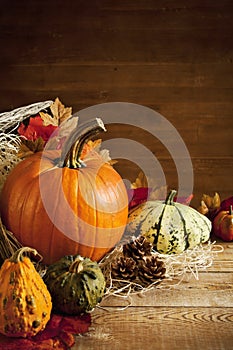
[127,190,211,254]
[43,255,106,315]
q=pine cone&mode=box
[123,235,152,261]
[138,256,166,286]
[111,256,138,281]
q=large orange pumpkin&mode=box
[0,118,128,264]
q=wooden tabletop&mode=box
[75,240,233,350]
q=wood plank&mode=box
[1,63,233,88]
[1,86,233,105]
[1,99,233,132]
[100,274,233,308]
[99,0,233,11]
[99,122,232,159]
[75,307,233,350]
[0,1,232,64]
[112,157,233,208]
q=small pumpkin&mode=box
[0,247,52,338]
[213,205,233,242]
[43,254,106,315]
[0,118,128,264]
[126,190,211,254]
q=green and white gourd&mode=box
[127,190,211,254]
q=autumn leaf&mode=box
[40,98,72,126]
[198,200,209,215]
[18,137,45,158]
[197,192,221,220]
[131,171,148,189]
[80,138,116,165]
[149,185,168,201]
[0,313,91,350]
[131,171,167,200]
[87,139,102,151]
[18,116,57,142]
[201,192,221,210]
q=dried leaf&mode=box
[86,139,102,151]
[197,200,209,215]
[40,98,72,126]
[201,193,221,210]
[86,139,116,164]
[18,137,45,158]
[98,148,109,161]
[131,171,148,189]
[149,185,168,201]
[0,313,91,350]
[197,192,221,220]
[39,111,58,127]
[130,171,167,200]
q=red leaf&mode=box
[60,313,92,334]
[0,337,34,350]
[0,313,91,350]
[59,331,75,348]
[18,116,57,142]
[128,188,150,210]
[221,196,233,211]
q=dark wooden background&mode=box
[0,0,232,208]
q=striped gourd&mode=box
[126,190,211,254]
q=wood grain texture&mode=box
[76,307,233,350]
[0,0,232,206]
[73,242,233,350]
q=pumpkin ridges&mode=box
[19,179,41,249]
[155,190,188,254]
[79,166,109,260]
[127,190,211,255]
[65,167,95,259]
[1,154,48,249]
[174,205,189,251]
[154,206,166,250]
[128,203,158,241]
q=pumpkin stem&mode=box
[230,205,233,215]
[9,247,41,263]
[165,190,177,205]
[60,118,106,169]
[69,256,84,274]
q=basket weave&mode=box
[0,100,52,132]
[0,100,52,192]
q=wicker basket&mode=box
[0,100,52,191]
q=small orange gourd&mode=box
[0,247,52,338]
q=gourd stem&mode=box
[165,190,177,205]
[62,118,106,169]
[230,205,232,215]
[69,257,84,274]
[9,247,40,263]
